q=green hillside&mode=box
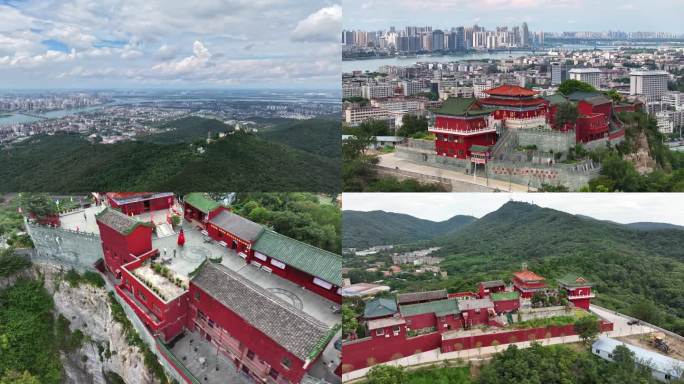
[343,210,476,249]
[420,201,684,335]
[142,116,233,144]
[0,131,339,191]
[260,118,341,158]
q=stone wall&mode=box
[517,129,575,153]
[25,220,103,272]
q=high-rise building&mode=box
[521,22,530,47]
[630,70,669,102]
[454,27,465,51]
[551,63,568,85]
[432,29,445,51]
[569,68,601,89]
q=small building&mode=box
[341,283,390,298]
[512,270,547,298]
[478,280,506,297]
[183,192,223,227]
[399,298,462,333]
[479,85,548,130]
[558,274,594,310]
[189,262,337,384]
[458,298,496,328]
[363,297,398,320]
[95,208,154,276]
[592,337,684,383]
[107,192,175,216]
[397,289,448,306]
[206,209,264,255]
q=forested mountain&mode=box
[260,118,341,158]
[342,210,476,249]
[0,117,340,191]
[420,201,684,335]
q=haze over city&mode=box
[0,0,341,89]
[343,0,684,33]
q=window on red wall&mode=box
[194,291,200,301]
[197,309,206,320]
[281,357,292,370]
[269,368,279,379]
[246,350,255,360]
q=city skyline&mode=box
[0,0,341,89]
[343,0,684,34]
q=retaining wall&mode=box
[25,220,103,272]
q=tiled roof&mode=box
[479,97,547,106]
[399,298,460,317]
[513,270,545,282]
[490,291,520,301]
[107,192,174,204]
[432,97,492,117]
[480,280,506,288]
[458,298,494,311]
[557,273,592,287]
[184,193,222,214]
[367,317,406,331]
[566,91,601,101]
[253,230,342,286]
[208,210,264,241]
[191,262,334,361]
[583,95,612,106]
[95,208,151,235]
[483,84,538,97]
[363,297,398,319]
[396,289,448,305]
[543,94,569,106]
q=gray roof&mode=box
[208,210,264,241]
[480,280,505,288]
[191,262,333,361]
[458,298,494,311]
[396,289,448,305]
[593,337,684,378]
[95,208,150,235]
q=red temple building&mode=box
[512,270,547,298]
[106,192,175,216]
[182,192,223,228]
[428,98,498,160]
[558,274,594,310]
[94,193,341,383]
[342,269,610,376]
[479,85,548,130]
[188,262,335,383]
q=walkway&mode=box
[378,152,533,192]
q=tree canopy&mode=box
[558,79,597,95]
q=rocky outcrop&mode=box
[623,131,656,175]
[37,264,161,384]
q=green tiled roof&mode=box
[399,298,459,317]
[432,97,493,117]
[95,208,153,235]
[543,94,569,106]
[184,193,221,214]
[470,145,493,152]
[557,273,592,287]
[364,297,398,319]
[307,323,341,360]
[566,91,601,102]
[490,291,520,301]
[253,230,342,286]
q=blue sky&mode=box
[344,0,684,33]
[0,0,341,89]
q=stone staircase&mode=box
[491,128,518,160]
[155,223,175,238]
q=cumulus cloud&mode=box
[291,5,341,42]
[152,40,212,75]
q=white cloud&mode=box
[152,40,212,75]
[291,4,341,42]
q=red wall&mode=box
[493,299,520,313]
[187,283,311,383]
[342,333,442,373]
[97,222,153,274]
[462,308,492,328]
[435,116,488,131]
[109,196,173,215]
[250,256,341,304]
[404,313,437,331]
[206,222,252,254]
[435,132,497,159]
[576,114,608,143]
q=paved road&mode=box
[590,304,656,338]
[378,152,533,192]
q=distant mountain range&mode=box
[344,202,684,335]
[342,210,476,249]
